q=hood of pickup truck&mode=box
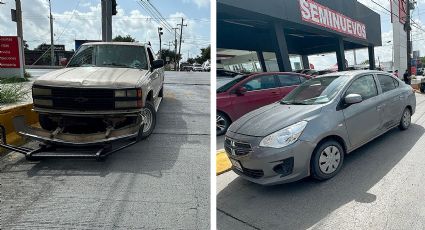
[34,67,148,88]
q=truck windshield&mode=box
[67,44,148,69]
[280,75,349,105]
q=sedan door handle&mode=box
[377,105,384,111]
[271,91,279,95]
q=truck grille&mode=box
[224,137,252,156]
[39,87,114,111]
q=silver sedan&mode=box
[225,70,416,185]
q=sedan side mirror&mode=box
[345,93,363,105]
[235,86,247,96]
[152,59,164,70]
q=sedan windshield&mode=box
[281,75,349,105]
[67,44,148,69]
[216,74,251,93]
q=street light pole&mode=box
[48,0,54,66]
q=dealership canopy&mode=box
[217,0,382,71]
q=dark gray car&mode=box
[225,70,416,185]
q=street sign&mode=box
[0,36,24,78]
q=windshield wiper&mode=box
[280,101,308,105]
[102,63,128,67]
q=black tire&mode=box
[216,112,231,136]
[311,140,345,181]
[398,108,411,130]
[420,83,425,93]
[39,114,57,131]
[138,101,156,140]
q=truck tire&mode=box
[138,101,156,140]
[39,114,57,131]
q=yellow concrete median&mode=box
[0,103,38,151]
[216,149,232,175]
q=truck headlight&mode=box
[33,87,52,96]
[114,89,142,98]
[259,121,308,148]
[34,99,53,107]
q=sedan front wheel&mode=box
[311,140,345,181]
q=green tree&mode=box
[192,45,210,64]
[112,35,136,42]
[361,60,369,65]
[187,58,195,64]
[159,49,182,64]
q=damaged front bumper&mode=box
[14,115,140,146]
[0,115,143,160]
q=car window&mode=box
[377,74,398,93]
[345,75,378,100]
[277,75,301,87]
[300,76,308,83]
[243,75,277,91]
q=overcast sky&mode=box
[2,0,425,69]
[308,0,425,70]
[0,0,210,61]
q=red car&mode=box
[216,72,310,135]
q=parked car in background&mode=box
[192,63,204,72]
[202,60,211,72]
[295,69,319,76]
[225,70,416,185]
[217,68,241,78]
[180,62,193,71]
[217,72,310,135]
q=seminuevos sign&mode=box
[299,0,367,40]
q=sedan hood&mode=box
[34,67,147,88]
[228,102,323,137]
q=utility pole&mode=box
[177,18,187,71]
[48,0,55,66]
[15,0,25,68]
[353,49,357,65]
[406,0,412,75]
[172,27,179,71]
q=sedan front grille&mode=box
[241,168,264,179]
[224,137,253,156]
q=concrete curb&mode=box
[216,149,232,175]
[0,103,38,152]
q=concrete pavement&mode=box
[0,71,210,229]
[217,93,425,230]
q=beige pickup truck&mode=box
[0,42,165,160]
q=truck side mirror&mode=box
[152,59,164,70]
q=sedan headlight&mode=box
[259,121,308,148]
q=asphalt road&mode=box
[0,71,210,229]
[217,93,425,230]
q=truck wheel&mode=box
[39,114,57,131]
[138,101,156,140]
